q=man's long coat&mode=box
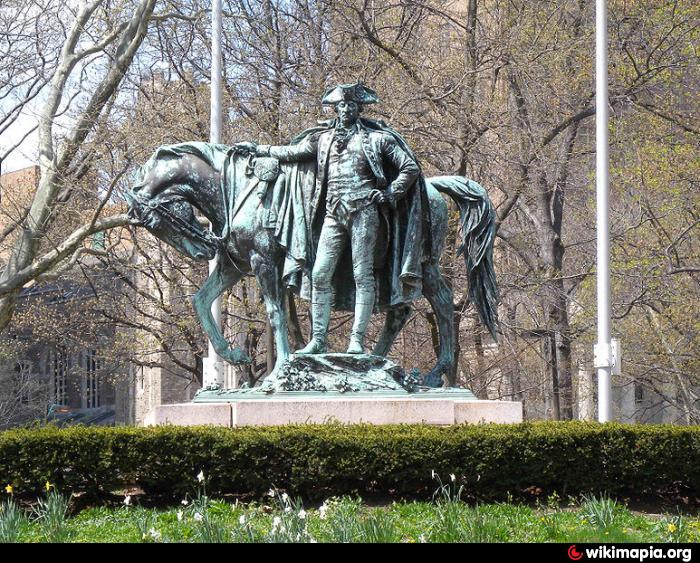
[273,117,432,311]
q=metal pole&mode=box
[595,0,612,422]
[203,0,224,388]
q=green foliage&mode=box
[192,512,230,544]
[4,496,700,543]
[321,497,362,542]
[0,498,27,543]
[580,494,621,529]
[31,489,71,543]
[0,422,698,502]
[186,472,230,543]
[353,509,400,543]
[132,508,160,543]
[265,491,312,543]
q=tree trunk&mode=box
[472,328,489,399]
[0,0,157,332]
[547,331,561,420]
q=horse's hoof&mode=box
[223,348,251,365]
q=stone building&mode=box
[113,248,206,425]
[0,164,204,427]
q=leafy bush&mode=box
[0,422,697,502]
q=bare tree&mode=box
[0,0,160,331]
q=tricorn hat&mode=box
[321,83,379,105]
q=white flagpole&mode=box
[594,0,613,421]
[203,0,224,388]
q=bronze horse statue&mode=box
[126,141,497,386]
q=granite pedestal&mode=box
[143,354,523,427]
[143,394,523,427]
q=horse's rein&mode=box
[132,191,219,248]
[131,150,252,264]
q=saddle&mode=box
[250,156,280,182]
[237,156,284,229]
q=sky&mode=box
[0,105,39,175]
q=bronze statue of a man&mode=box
[236,83,426,355]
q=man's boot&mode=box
[296,291,331,354]
[346,294,374,354]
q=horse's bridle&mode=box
[131,190,222,250]
[130,151,253,265]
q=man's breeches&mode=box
[312,205,379,299]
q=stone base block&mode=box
[454,400,524,424]
[143,402,232,427]
[144,397,522,427]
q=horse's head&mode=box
[126,186,220,261]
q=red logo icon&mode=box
[568,545,584,561]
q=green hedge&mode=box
[0,422,697,502]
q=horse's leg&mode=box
[250,252,291,377]
[192,254,250,365]
[422,261,455,388]
[372,305,412,358]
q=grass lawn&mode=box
[2,485,698,543]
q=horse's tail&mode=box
[429,175,499,340]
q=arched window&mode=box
[48,347,68,407]
[81,349,101,409]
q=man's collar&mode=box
[335,121,360,132]
[316,118,370,130]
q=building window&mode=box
[82,349,101,409]
[13,361,33,405]
[49,347,68,406]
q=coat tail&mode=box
[429,176,499,340]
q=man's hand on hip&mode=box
[368,189,390,204]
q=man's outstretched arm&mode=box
[233,136,318,162]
